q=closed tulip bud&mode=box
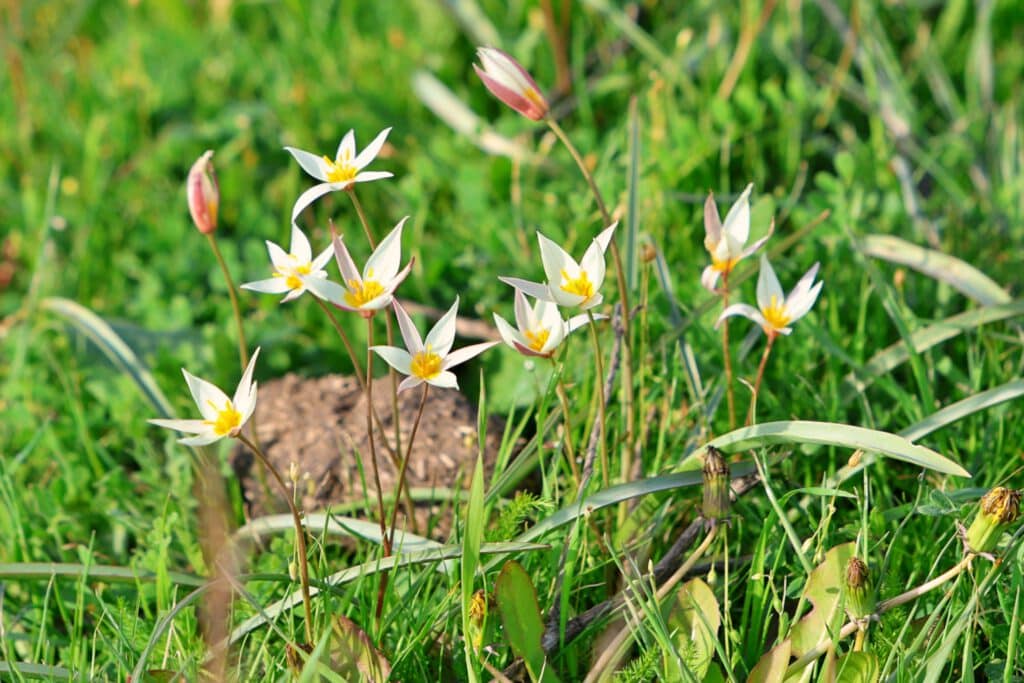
[844,557,875,620]
[965,487,1021,555]
[702,446,731,527]
[473,47,549,121]
[187,150,219,234]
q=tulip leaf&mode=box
[704,420,970,478]
[0,562,203,587]
[665,578,720,680]
[0,662,74,680]
[835,652,880,683]
[495,560,561,683]
[748,640,791,683]
[860,234,1010,305]
[462,451,487,683]
[790,543,855,657]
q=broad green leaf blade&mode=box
[748,640,791,683]
[790,543,855,657]
[41,296,175,417]
[0,662,74,680]
[860,234,1009,305]
[706,421,969,477]
[495,560,560,683]
[836,652,880,683]
[665,578,720,680]
[328,615,392,682]
[841,300,1024,400]
[0,562,203,587]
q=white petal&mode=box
[426,371,459,390]
[500,277,555,303]
[536,298,563,331]
[266,240,289,269]
[330,234,361,286]
[538,232,575,288]
[365,217,407,283]
[494,313,527,351]
[700,265,721,293]
[183,369,230,421]
[788,262,822,304]
[280,287,305,303]
[579,236,609,293]
[148,418,209,435]
[392,300,423,353]
[716,303,766,330]
[541,318,565,354]
[593,222,618,253]
[398,375,424,393]
[785,279,823,323]
[353,171,394,184]
[241,278,290,294]
[180,432,224,446]
[740,230,772,259]
[755,254,784,312]
[371,345,413,375]
[291,183,336,221]
[552,287,587,309]
[442,341,499,370]
[336,130,356,162]
[512,289,533,331]
[302,277,350,306]
[239,381,258,428]
[722,183,753,246]
[233,347,260,412]
[285,146,329,181]
[564,313,592,335]
[289,223,312,263]
[311,244,334,272]
[703,192,722,247]
[353,127,391,169]
[425,298,459,357]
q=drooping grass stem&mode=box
[720,272,737,429]
[747,332,777,426]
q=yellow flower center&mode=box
[524,327,551,352]
[762,295,791,330]
[275,259,312,290]
[711,255,739,274]
[344,278,385,308]
[524,87,545,108]
[323,153,358,184]
[204,400,242,436]
[560,269,595,301]
[410,348,443,380]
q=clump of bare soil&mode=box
[230,372,507,537]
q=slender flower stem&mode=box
[583,527,719,683]
[386,384,429,551]
[549,357,580,486]
[365,318,391,621]
[720,273,736,430]
[346,190,403,462]
[546,117,636,474]
[236,433,313,644]
[586,311,608,489]
[205,233,249,370]
[785,555,975,676]
[746,333,776,426]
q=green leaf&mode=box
[328,615,392,682]
[0,562,203,587]
[665,578,720,680]
[860,234,1009,305]
[462,452,487,683]
[790,543,855,657]
[705,421,969,478]
[748,640,791,683]
[0,662,74,681]
[835,652,880,683]
[495,560,560,683]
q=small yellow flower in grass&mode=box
[493,289,592,358]
[303,218,413,318]
[186,150,219,235]
[285,127,393,220]
[500,223,617,311]
[372,298,499,392]
[717,254,822,338]
[701,184,772,292]
[241,223,333,303]
[149,348,260,446]
[473,47,549,121]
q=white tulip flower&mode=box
[701,184,772,292]
[717,255,822,337]
[241,223,333,303]
[493,289,591,358]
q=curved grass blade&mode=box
[0,662,75,681]
[860,234,1010,305]
[235,513,442,555]
[841,300,1024,400]
[131,585,206,683]
[41,297,174,418]
[0,562,203,587]
[704,421,969,477]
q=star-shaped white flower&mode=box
[241,223,333,303]
[701,184,772,292]
[501,223,617,311]
[717,255,822,337]
[372,298,499,392]
[285,127,394,221]
[493,289,591,358]
[149,348,260,446]
[302,217,413,317]
[473,47,549,121]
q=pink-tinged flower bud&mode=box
[473,47,549,121]
[187,150,219,235]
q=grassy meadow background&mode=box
[2,0,1024,680]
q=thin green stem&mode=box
[236,433,313,644]
[720,273,736,429]
[549,357,580,486]
[346,188,377,249]
[205,233,248,370]
[387,384,429,551]
[546,117,636,476]
[746,333,776,426]
[586,310,608,489]
[366,318,391,620]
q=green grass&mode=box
[2,0,1024,680]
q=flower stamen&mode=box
[344,279,385,308]
[410,347,443,380]
[524,327,551,352]
[762,294,791,330]
[323,154,358,184]
[203,400,242,436]
[560,269,595,301]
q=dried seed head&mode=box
[702,446,731,526]
[844,556,876,620]
[966,487,1022,554]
